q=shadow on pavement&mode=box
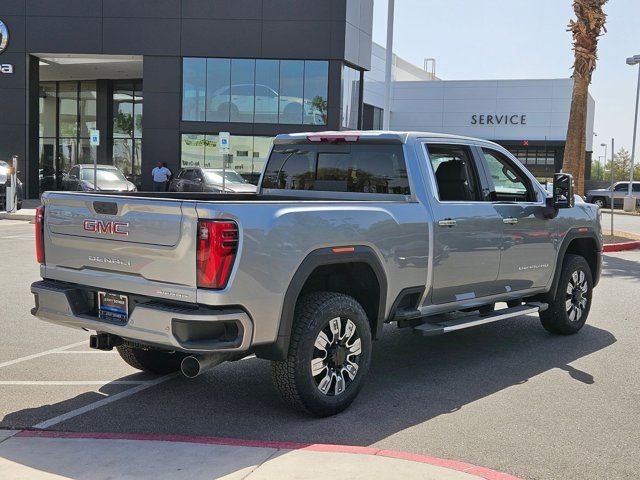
[601,253,640,283]
[2,315,616,447]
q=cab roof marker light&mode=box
[307,134,360,143]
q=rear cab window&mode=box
[262,143,410,195]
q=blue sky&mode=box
[372,0,640,160]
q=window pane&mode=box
[181,134,206,168]
[251,136,273,183]
[39,138,57,193]
[230,59,255,122]
[279,60,304,124]
[113,139,133,175]
[342,66,360,129]
[113,84,134,138]
[482,149,530,200]
[262,149,315,189]
[78,138,97,164]
[58,83,78,137]
[206,58,231,122]
[183,58,206,121]
[204,135,222,169]
[426,144,480,201]
[79,81,97,138]
[255,60,279,124]
[58,138,77,173]
[303,61,328,125]
[39,82,57,137]
[134,89,143,139]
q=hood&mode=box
[83,179,136,192]
[225,182,258,193]
[586,188,610,196]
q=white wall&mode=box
[387,78,595,146]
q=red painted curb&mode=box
[16,430,524,480]
[603,241,640,252]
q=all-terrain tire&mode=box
[271,292,372,417]
[116,345,186,374]
[539,254,593,335]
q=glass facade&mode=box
[113,80,143,186]
[182,58,328,126]
[341,65,361,129]
[181,134,273,184]
[507,146,557,181]
[38,81,97,192]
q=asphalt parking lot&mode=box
[1,219,639,480]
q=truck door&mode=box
[477,147,556,290]
[423,143,504,305]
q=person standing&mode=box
[151,162,171,192]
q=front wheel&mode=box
[271,292,372,417]
[592,197,606,208]
[540,254,593,335]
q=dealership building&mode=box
[0,1,594,199]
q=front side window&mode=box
[262,144,410,195]
[425,144,481,202]
[482,148,533,202]
[614,183,628,192]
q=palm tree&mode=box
[563,0,608,195]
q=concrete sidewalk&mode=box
[0,430,522,480]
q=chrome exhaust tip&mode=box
[180,354,228,378]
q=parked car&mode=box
[0,160,23,210]
[62,164,137,193]
[586,181,640,208]
[31,131,601,416]
[169,168,257,193]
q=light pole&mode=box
[624,54,640,211]
[383,0,395,130]
[600,143,607,184]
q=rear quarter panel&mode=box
[196,201,429,346]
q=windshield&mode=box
[203,170,247,184]
[81,168,127,182]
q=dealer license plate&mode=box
[98,291,129,322]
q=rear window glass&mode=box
[262,144,410,194]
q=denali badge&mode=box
[83,219,129,236]
[88,256,131,267]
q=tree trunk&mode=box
[563,76,589,195]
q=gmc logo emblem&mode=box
[83,219,129,236]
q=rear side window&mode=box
[425,144,481,201]
[262,144,410,194]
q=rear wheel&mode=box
[116,345,186,374]
[539,254,593,335]
[271,292,372,417]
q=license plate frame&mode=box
[97,291,129,322]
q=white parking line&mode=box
[32,373,178,429]
[51,350,117,354]
[0,380,150,386]
[0,341,87,369]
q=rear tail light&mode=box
[35,205,45,264]
[196,220,239,289]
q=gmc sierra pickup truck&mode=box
[31,131,602,416]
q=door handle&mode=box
[438,219,457,227]
[503,217,519,225]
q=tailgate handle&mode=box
[93,201,118,215]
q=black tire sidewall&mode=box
[542,255,593,334]
[292,294,372,416]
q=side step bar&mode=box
[413,302,547,337]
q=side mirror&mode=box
[552,173,575,209]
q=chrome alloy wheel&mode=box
[311,317,362,396]
[566,270,589,322]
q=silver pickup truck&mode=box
[31,131,602,416]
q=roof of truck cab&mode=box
[274,131,502,146]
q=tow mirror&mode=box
[552,173,574,209]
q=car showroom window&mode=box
[262,144,410,194]
[482,148,535,202]
[425,144,481,201]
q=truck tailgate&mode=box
[42,192,199,300]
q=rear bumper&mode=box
[31,280,254,353]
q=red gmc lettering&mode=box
[83,219,129,236]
